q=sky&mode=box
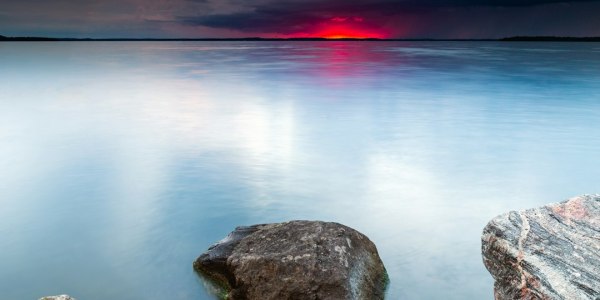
[1,0,599,38]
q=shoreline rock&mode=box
[194,220,388,300]
[482,195,600,299]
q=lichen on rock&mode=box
[194,220,388,300]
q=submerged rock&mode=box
[39,296,75,300]
[194,220,388,300]
[482,195,600,299]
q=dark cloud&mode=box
[177,0,600,37]
[1,0,599,38]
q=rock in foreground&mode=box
[194,220,388,300]
[39,296,75,300]
[482,195,600,299]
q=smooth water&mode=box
[1,41,600,299]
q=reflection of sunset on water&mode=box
[282,42,404,88]
[3,41,600,300]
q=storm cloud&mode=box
[1,0,599,38]
[176,0,600,37]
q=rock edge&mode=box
[482,195,600,300]
[194,220,388,300]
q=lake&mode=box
[1,41,600,299]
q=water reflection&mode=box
[1,41,600,299]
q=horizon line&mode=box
[2,35,600,42]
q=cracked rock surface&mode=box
[482,195,600,300]
[194,220,388,300]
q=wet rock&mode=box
[482,195,600,300]
[39,296,75,300]
[194,220,388,300]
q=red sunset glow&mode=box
[315,26,385,39]
[289,16,387,39]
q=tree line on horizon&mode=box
[1,34,600,42]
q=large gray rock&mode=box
[194,220,388,300]
[39,296,75,300]
[482,195,600,299]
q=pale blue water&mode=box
[1,41,600,299]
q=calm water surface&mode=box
[2,41,600,299]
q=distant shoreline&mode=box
[500,36,600,42]
[1,35,599,42]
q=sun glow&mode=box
[318,28,383,39]
[289,16,387,39]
